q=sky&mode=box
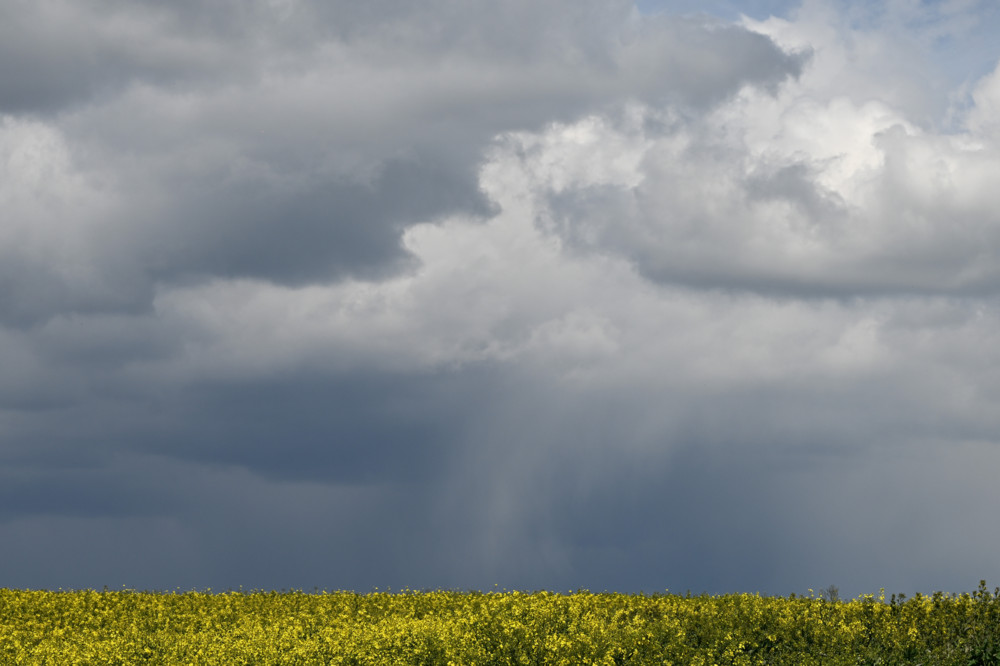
[3,0,1000,599]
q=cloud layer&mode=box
[2,0,1000,597]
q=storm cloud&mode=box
[2,0,1000,599]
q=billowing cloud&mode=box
[2,0,999,598]
[0,0,802,328]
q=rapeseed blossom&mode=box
[1,583,999,664]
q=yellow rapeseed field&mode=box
[2,582,999,664]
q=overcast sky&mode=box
[3,0,1000,598]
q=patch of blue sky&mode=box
[638,0,1000,129]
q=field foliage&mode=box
[3,582,1000,664]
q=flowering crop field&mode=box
[3,583,1000,665]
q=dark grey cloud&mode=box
[140,157,493,285]
[137,370,487,484]
[0,461,180,523]
[0,1,251,115]
[0,0,803,329]
[2,0,1000,601]
[3,324,1000,596]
